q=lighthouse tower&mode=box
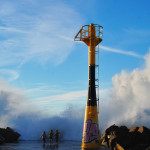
[74,24,103,149]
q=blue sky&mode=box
[0,0,150,115]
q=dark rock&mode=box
[0,127,20,143]
[146,146,150,150]
[105,124,120,136]
[0,134,5,144]
[119,126,129,133]
[101,125,150,150]
[129,126,139,132]
[138,126,150,134]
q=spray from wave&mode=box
[1,53,150,140]
[100,53,150,131]
[0,81,84,140]
[0,77,84,140]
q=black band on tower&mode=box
[87,65,97,106]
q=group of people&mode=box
[41,130,60,144]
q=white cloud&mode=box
[0,1,84,67]
[0,69,19,81]
[27,88,111,115]
[32,90,87,107]
[100,45,144,58]
[100,53,150,130]
[74,42,144,59]
[0,77,43,127]
[0,26,28,33]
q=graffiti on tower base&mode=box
[83,119,98,143]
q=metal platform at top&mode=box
[74,24,103,41]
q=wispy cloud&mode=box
[0,26,28,33]
[0,1,83,67]
[100,45,144,58]
[28,88,110,114]
[23,84,65,99]
[124,28,150,36]
[57,35,73,42]
[33,90,87,104]
[73,35,144,59]
[0,69,19,81]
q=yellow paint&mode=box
[116,143,124,150]
[81,106,100,149]
[88,25,95,65]
[81,24,102,66]
[81,24,102,149]
[82,25,95,65]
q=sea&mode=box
[0,140,111,150]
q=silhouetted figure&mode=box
[49,129,53,143]
[41,131,46,144]
[55,130,60,143]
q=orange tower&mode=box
[74,24,103,149]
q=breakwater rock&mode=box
[101,124,150,150]
[0,127,20,144]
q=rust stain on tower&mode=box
[74,24,103,149]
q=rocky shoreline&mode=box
[101,124,150,150]
[0,127,20,144]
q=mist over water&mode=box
[0,53,150,140]
[0,82,84,140]
[0,78,84,140]
[15,112,84,140]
